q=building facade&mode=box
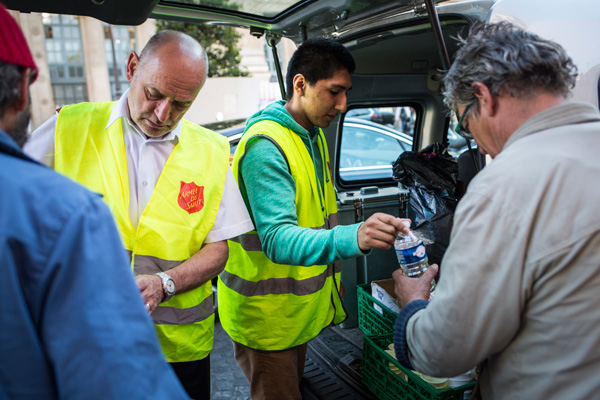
[11,10,294,131]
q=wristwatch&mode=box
[155,272,176,303]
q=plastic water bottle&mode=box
[394,221,436,299]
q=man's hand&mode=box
[357,213,410,251]
[133,241,227,315]
[393,264,438,307]
[135,274,164,314]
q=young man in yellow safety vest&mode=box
[219,37,410,400]
[25,30,254,400]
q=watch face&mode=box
[166,279,176,294]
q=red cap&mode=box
[0,2,38,82]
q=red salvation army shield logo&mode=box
[178,181,204,214]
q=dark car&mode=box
[346,107,395,125]
[216,123,245,163]
[218,124,245,145]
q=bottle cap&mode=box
[401,220,418,241]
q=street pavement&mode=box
[211,318,250,400]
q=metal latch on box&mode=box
[354,202,364,222]
[352,187,408,222]
[354,186,377,221]
[354,187,378,221]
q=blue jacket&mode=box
[0,130,189,399]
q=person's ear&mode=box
[126,51,140,82]
[15,69,30,112]
[292,74,306,97]
[472,81,496,117]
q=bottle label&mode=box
[396,243,427,264]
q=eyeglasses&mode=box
[454,103,473,140]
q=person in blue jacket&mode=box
[0,4,189,399]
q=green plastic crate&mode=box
[357,283,398,336]
[362,334,476,400]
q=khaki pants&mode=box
[233,341,308,400]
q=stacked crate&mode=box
[356,284,475,400]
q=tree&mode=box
[156,20,249,77]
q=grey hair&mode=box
[442,21,578,115]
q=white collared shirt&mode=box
[24,90,253,242]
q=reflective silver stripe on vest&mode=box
[239,213,339,252]
[220,266,334,297]
[133,254,183,275]
[151,295,214,325]
[133,254,213,325]
[241,232,263,252]
[334,260,342,273]
[328,213,339,229]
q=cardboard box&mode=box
[371,278,400,314]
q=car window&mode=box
[338,106,415,184]
[446,113,477,159]
[346,108,371,118]
[340,124,408,168]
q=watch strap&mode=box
[155,272,175,303]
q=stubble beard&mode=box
[8,104,31,149]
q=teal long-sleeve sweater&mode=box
[238,100,365,266]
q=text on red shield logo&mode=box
[178,181,204,214]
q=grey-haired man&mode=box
[393,22,600,399]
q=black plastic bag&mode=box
[392,143,458,266]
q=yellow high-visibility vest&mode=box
[55,101,229,362]
[218,119,345,351]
